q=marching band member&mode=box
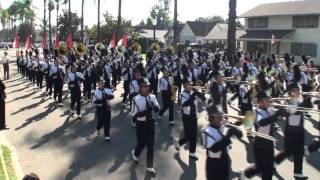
[67,65,85,118]
[52,60,66,106]
[92,79,114,141]
[201,104,242,180]
[158,67,175,125]
[121,60,133,106]
[131,77,160,176]
[240,91,287,180]
[82,61,93,100]
[274,83,309,179]
[174,78,205,160]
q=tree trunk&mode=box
[44,0,47,37]
[49,8,52,50]
[117,0,122,43]
[227,0,237,65]
[173,0,178,48]
[97,0,101,42]
[68,0,71,32]
[81,0,84,42]
[56,3,59,32]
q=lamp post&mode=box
[151,19,157,43]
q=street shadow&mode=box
[15,102,58,130]
[11,97,50,115]
[174,153,197,180]
[7,90,38,103]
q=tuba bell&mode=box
[151,42,160,53]
[95,42,105,55]
[116,45,125,55]
[131,42,141,53]
[74,43,86,56]
[58,41,69,56]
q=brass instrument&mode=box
[225,123,277,142]
[116,45,126,55]
[196,80,204,86]
[131,42,141,53]
[58,41,69,56]
[74,43,86,56]
[171,85,179,101]
[272,103,320,114]
[95,42,105,55]
[151,42,161,53]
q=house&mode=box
[177,21,215,45]
[239,0,320,63]
[133,26,168,43]
[163,23,184,47]
[202,23,246,50]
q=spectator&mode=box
[1,52,9,79]
[0,79,6,130]
[22,173,40,180]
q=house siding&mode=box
[180,24,196,44]
[243,15,320,63]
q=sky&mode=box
[0,0,297,29]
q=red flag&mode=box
[55,32,60,48]
[25,33,31,50]
[121,33,127,48]
[42,32,47,49]
[13,32,19,49]
[108,32,116,49]
[66,32,73,49]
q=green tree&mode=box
[89,12,132,45]
[146,0,171,27]
[227,0,237,65]
[57,9,81,42]
[196,16,226,24]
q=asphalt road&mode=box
[1,49,319,180]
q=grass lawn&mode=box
[1,145,17,180]
[0,151,5,180]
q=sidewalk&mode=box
[0,131,24,179]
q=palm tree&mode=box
[227,0,237,65]
[44,0,47,38]
[117,0,122,43]
[48,0,55,50]
[97,0,101,42]
[173,0,177,48]
[55,0,60,32]
[81,0,84,42]
[0,10,9,41]
[63,0,71,32]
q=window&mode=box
[247,42,268,54]
[291,43,317,57]
[248,17,268,29]
[293,15,319,28]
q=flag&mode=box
[66,32,73,49]
[13,32,19,49]
[55,32,60,48]
[117,33,127,48]
[25,32,31,50]
[271,34,276,45]
[42,32,47,49]
[108,32,116,49]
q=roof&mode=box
[136,29,168,42]
[239,29,295,40]
[239,0,320,18]
[203,23,246,40]
[133,25,167,31]
[186,21,215,36]
[164,23,185,37]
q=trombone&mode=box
[223,112,277,142]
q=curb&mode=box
[0,145,9,180]
[0,131,24,179]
